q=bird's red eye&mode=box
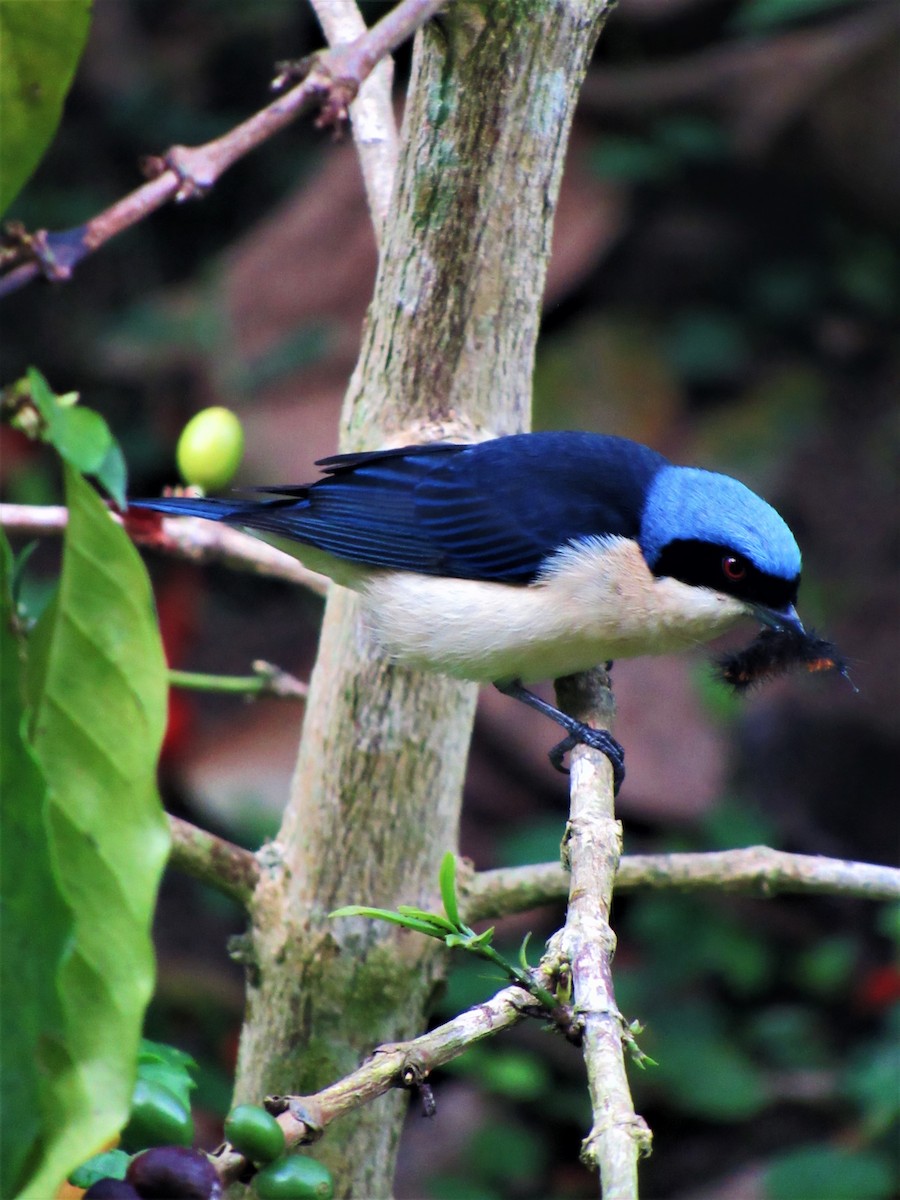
[722,555,747,582]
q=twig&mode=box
[168,815,260,908]
[548,668,651,1196]
[0,0,445,297]
[212,977,538,1185]
[463,848,900,922]
[168,660,308,699]
[309,0,400,239]
[0,503,329,593]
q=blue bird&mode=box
[132,431,809,790]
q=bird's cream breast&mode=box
[360,536,747,683]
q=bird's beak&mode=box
[751,602,805,636]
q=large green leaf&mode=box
[19,466,169,1199]
[0,533,75,1198]
[0,0,92,217]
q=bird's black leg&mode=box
[494,679,625,794]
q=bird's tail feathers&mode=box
[129,495,256,522]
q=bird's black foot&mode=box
[548,727,625,792]
[494,679,626,794]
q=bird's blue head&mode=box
[639,465,803,627]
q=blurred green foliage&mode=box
[0,0,91,215]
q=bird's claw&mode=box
[549,726,625,794]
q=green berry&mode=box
[176,407,244,492]
[224,1104,286,1164]
[120,1078,194,1152]
[253,1155,334,1200]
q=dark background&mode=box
[3,1,898,1197]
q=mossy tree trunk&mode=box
[232,3,613,1195]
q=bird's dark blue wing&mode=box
[131,433,667,583]
[409,432,667,580]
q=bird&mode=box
[132,430,809,791]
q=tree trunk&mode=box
[232,3,613,1195]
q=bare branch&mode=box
[0,0,444,296]
[0,503,329,594]
[619,847,900,901]
[548,669,651,1194]
[310,0,400,239]
[213,977,537,1185]
[464,848,900,922]
[168,815,260,908]
[0,503,69,535]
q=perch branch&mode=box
[548,669,651,1196]
[0,503,329,594]
[463,847,900,922]
[310,0,399,238]
[167,821,900,918]
[167,815,260,908]
[0,0,444,296]
[212,977,539,1185]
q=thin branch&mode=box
[463,848,900,922]
[310,0,399,239]
[167,815,260,908]
[0,503,329,593]
[462,860,569,923]
[212,977,538,1186]
[622,847,900,900]
[0,0,444,297]
[548,669,651,1194]
[168,660,308,700]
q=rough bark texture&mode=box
[232,4,612,1196]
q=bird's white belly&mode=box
[359,536,747,683]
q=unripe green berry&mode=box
[176,407,244,492]
[224,1104,286,1164]
[253,1155,334,1199]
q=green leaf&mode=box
[649,1002,769,1120]
[329,906,448,939]
[135,1061,197,1112]
[793,936,856,997]
[0,0,92,216]
[95,440,129,510]
[15,368,128,504]
[68,1149,131,1189]
[518,932,533,972]
[396,904,458,934]
[48,405,113,473]
[27,367,115,477]
[469,1119,549,1185]
[136,1039,200,1110]
[763,1145,895,1200]
[447,1045,551,1100]
[844,1037,900,1138]
[0,532,75,1199]
[467,927,496,949]
[17,465,169,1199]
[139,1037,198,1072]
[439,851,462,928]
